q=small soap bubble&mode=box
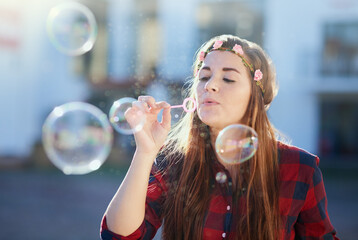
[42,102,113,175]
[46,2,97,56]
[109,97,146,135]
[215,124,258,164]
[215,172,227,183]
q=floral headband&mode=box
[197,40,265,96]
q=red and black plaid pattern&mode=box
[101,142,339,240]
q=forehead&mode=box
[201,51,245,70]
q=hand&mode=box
[124,96,171,156]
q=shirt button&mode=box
[222,232,226,238]
[227,205,231,211]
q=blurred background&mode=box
[0,0,357,239]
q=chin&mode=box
[198,110,241,130]
[199,117,225,131]
[200,118,242,132]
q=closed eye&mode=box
[223,78,235,83]
[199,76,236,84]
[199,77,210,81]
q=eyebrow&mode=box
[201,66,240,74]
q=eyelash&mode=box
[199,77,209,81]
[223,78,235,83]
[199,77,235,83]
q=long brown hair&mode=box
[159,35,280,239]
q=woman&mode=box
[101,35,339,240]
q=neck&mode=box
[209,127,220,148]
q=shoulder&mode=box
[277,141,320,187]
[278,141,319,168]
[277,142,323,210]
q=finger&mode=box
[149,101,170,116]
[155,101,170,109]
[138,96,156,109]
[124,106,146,128]
[124,107,136,123]
[132,100,150,113]
[161,105,172,131]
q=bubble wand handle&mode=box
[170,105,183,109]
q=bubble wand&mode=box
[170,97,197,113]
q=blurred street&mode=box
[0,165,357,240]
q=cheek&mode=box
[230,88,251,111]
[241,93,252,116]
[195,82,205,96]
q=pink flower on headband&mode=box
[254,69,263,81]
[233,44,244,55]
[213,40,223,49]
[199,51,205,61]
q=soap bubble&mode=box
[215,172,228,183]
[215,124,258,164]
[42,102,113,175]
[109,97,146,135]
[46,2,97,56]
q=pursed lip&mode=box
[201,98,220,106]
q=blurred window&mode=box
[74,0,109,84]
[196,1,264,47]
[133,0,161,84]
[321,22,358,77]
[84,0,160,86]
[319,95,358,162]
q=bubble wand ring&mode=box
[170,97,197,113]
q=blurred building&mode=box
[266,0,358,166]
[0,0,90,164]
[0,0,357,167]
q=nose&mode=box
[204,77,219,92]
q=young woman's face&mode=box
[195,50,252,131]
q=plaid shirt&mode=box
[101,142,339,240]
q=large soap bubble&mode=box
[42,102,113,175]
[46,2,97,56]
[215,124,258,164]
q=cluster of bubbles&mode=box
[42,101,259,175]
[42,3,259,176]
[41,97,146,175]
